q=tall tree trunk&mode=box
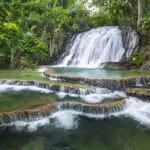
[53,0,58,8]
[137,0,144,29]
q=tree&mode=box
[137,0,144,29]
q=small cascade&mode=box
[57,101,126,116]
[0,111,49,124]
[0,102,57,124]
[0,79,114,96]
[57,26,139,67]
[2,76,149,93]
[0,100,126,125]
[44,72,150,90]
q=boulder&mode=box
[140,60,150,72]
[102,62,127,70]
[119,25,139,59]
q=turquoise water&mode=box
[1,117,150,150]
[50,67,149,78]
[0,90,84,112]
[0,90,150,150]
[0,67,150,150]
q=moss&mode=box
[0,69,88,88]
[0,69,43,81]
[0,91,57,112]
[130,55,146,68]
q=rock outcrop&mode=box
[126,88,150,98]
[0,101,57,124]
[140,60,150,72]
[119,25,139,60]
[102,62,127,70]
[57,100,126,115]
[0,99,126,124]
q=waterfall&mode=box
[57,26,139,68]
[57,101,126,115]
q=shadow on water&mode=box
[1,116,150,150]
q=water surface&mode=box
[1,117,150,150]
[50,67,149,79]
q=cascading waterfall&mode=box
[57,101,126,115]
[57,26,138,68]
[2,97,150,131]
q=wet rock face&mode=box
[58,100,126,115]
[102,62,127,70]
[140,60,150,72]
[0,102,57,124]
[119,25,139,59]
[44,71,150,91]
[126,88,150,98]
[0,99,126,124]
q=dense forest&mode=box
[0,0,150,69]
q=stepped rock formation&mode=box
[58,100,126,115]
[44,71,150,90]
[0,101,57,124]
[0,100,126,124]
[0,79,110,95]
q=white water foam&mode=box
[81,91,127,103]
[124,97,150,126]
[37,67,48,77]
[37,67,47,74]
[51,111,78,130]
[0,84,126,103]
[57,26,138,68]
[58,27,125,68]
[0,84,150,130]
[2,97,150,131]
[0,85,52,93]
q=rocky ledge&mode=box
[0,99,126,125]
[58,100,126,114]
[126,88,150,98]
[0,79,91,95]
[44,71,150,90]
[0,101,57,124]
[140,60,150,72]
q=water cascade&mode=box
[44,72,150,90]
[57,26,139,68]
[0,100,126,125]
[57,101,126,115]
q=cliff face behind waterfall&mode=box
[57,25,139,68]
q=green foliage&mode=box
[92,0,137,25]
[140,13,150,35]
[130,55,146,68]
[0,0,149,69]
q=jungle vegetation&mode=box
[0,0,150,69]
